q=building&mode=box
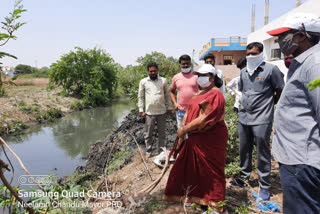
[199,36,247,65]
[247,0,320,76]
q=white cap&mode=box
[267,13,320,36]
[193,64,216,75]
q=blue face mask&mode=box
[197,76,211,88]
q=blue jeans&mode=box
[280,164,320,214]
[176,110,185,128]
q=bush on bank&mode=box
[50,47,119,107]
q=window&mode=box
[271,49,281,60]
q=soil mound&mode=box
[77,110,177,175]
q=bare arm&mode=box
[170,88,179,110]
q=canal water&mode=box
[1,99,135,186]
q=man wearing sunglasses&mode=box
[267,13,320,214]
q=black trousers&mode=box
[280,164,320,214]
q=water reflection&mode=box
[1,99,135,184]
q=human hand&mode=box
[174,103,180,110]
[177,126,185,138]
[140,112,146,118]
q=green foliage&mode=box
[0,0,26,61]
[16,66,51,78]
[50,47,119,107]
[69,99,85,111]
[136,51,179,79]
[0,0,26,92]
[19,103,39,114]
[15,64,33,74]
[139,196,164,214]
[36,107,62,123]
[234,202,251,214]
[117,51,179,101]
[117,65,146,101]
[0,85,8,96]
[207,200,228,213]
[224,94,241,178]
[0,118,27,136]
[107,149,134,174]
[224,95,240,161]
[307,77,320,91]
[27,179,91,213]
[0,185,28,214]
[225,159,241,178]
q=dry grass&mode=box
[0,78,76,129]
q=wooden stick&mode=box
[139,148,169,194]
[126,131,153,181]
[0,159,35,214]
[0,137,67,214]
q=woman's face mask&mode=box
[197,76,211,88]
[278,32,299,56]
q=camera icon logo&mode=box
[18,175,52,186]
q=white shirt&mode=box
[216,68,226,98]
[226,76,242,109]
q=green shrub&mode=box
[19,103,39,114]
[36,107,62,123]
[0,120,27,136]
[69,99,85,111]
[224,94,241,177]
[50,47,118,106]
[18,100,27,107]
[0,86,7,97]
[117,52,179,102]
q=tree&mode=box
[15,64,33,74]
[117,52,180,101]
[0,0,26,95]
[136,51,179,79]
[50,47,119,106]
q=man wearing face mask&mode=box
[267,13,320,214]
[170,55,198,128]
[230,42,285,201]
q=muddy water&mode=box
[1,99,135,186]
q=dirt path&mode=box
[89,152,283,214]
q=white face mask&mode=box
[181,67,192,73]
[246,53,264,76]
[197,76,211,88]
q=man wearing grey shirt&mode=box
[267,13,320,214]
[230,42,284,201]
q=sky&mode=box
[0,0,307,68]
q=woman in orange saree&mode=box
[163,64,228,213]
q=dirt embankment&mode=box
[77,110,283,214]
[0,78,77,135]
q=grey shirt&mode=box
[272,43,320,171]
[238,62,285,125]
